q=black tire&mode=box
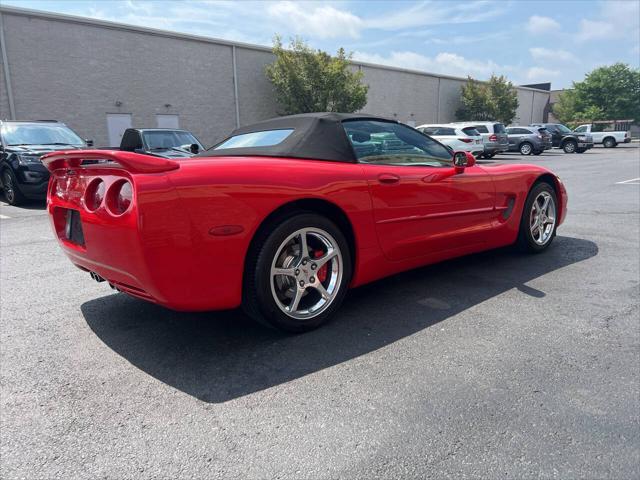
[243,212,352,333]
[603,137,617,148]
[519,142,533,155]
[2,169,26,206]
[562,140,577,153]
[516,182,558,253]
[484,152,496,159]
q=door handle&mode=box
[378,173,400,184]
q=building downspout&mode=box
[232,45,240,128]
[530,91,535,124]
[436,77,441,122]
[0,12,16,120]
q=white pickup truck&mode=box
[574,124,631,148]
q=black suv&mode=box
[530,123,594,154]
[0,120,90,205]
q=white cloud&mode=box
[575,1,639,43]
[526,67,559,81]
[352,50,514,80]
[576,19,615,42]
[425,31,509,46]
[529,47,577,63]
[365,0,504,30]
[526,15,560,34]
[267,1,363,39]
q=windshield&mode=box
[557,124,574,134]
[344,120,452,167]
[143,130,202,151]
[1,123,84,146]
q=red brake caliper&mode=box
[313,249,328,283]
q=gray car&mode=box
[506,126,552,155]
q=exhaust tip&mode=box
[89,271,106,283]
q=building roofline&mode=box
[0,4,551,93]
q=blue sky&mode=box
[4,0,639,88]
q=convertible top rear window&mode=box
[214,129,294,150]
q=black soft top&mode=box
[198,112,398,163]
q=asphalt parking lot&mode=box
[1,145,639,479]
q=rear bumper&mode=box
[48,169,247,312]
[624,138,631,143]
[484,142,509,154]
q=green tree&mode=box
[265,36,368,115]
[553,63,640,123]
[456,75,519,124]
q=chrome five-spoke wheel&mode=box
[529,191,556,246]
[270,227,343,320]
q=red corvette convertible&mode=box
[44,113,567,332]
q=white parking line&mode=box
[616,178,640,185]
[0,214,10,219]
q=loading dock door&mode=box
[106,113,132,147]
[156,114,180,129]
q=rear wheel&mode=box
[517,182,558,253]
[603,137,617,148]
[2,169,26,206]
[519,142,533,155]
[484,152,495,159]
[243,213,352,332]
[562,140,577,153]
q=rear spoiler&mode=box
[41,150,180,174]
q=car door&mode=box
[343,120,497,262]
[506,128,519,149]
[545,125,561,147]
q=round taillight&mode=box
[84,179,105,211]
[106,180,133,215]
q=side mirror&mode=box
[190,143,200,154]
[134,148,146,154]
[85,139,94,147]
[453,151,476,173]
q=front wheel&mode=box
[517,182,558,253]
[563,140,577,153]
[243,213,352,332]
[2,169,26,206]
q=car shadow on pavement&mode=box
[82,236,598,403]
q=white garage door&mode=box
[106,113,132,147]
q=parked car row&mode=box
[418,121,509,159]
